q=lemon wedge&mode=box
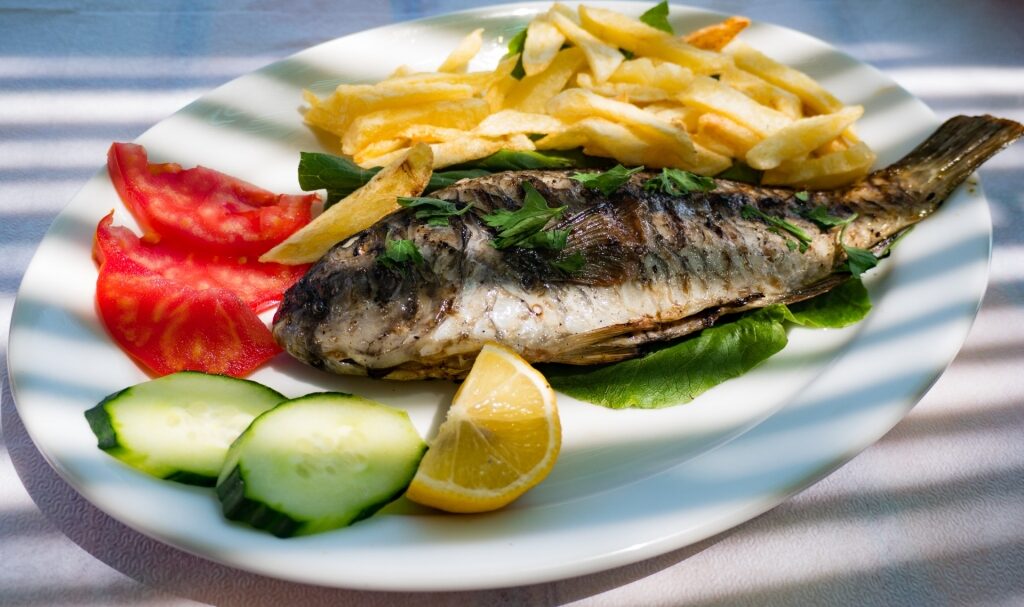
[406,343,561,513]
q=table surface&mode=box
[2,1,1023,605]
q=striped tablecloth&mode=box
[2,1,1022,604]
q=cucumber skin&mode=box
[84,371,287,487]
[215,392,427,537]
[217,465,304,538]
[216,450,426,537]
[84,387,129,451]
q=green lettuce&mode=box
[545,278,871,409]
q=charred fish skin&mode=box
[274,115,1023,380]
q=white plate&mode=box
[7,2,990,592]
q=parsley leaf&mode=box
[639,1,673,34]
[794,190,810,202]
[520,228,570,251]
[483,182,568,250]
[836,223,878,277]
[715,161,763,184]
[570,164,644,195]
[398,196,473,226]
[507,27,527,54]
[378,239,423,273]
[506,28,527,80]
[804,205,857,228]
[842,245,879,277]
[643,168,716,195]
[742,205,813,253]
[551,252,586,274]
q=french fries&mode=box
[261,144,434,264]
[437,29,484,73]
[763,141,876,189]
[746,106,864,170]
[523,17,566,76]
[683,16,750,52]
[303,3,873,189]
[728,42,844,114]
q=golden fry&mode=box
[679,75,792,136]
[746,105,863,170]
[523,17,566,76]
[696,113,760,157]
[474,110,566,137]
[728,41,844,114]
[547,8,624,83]
[763,141,876,188]
[438,28,484,73]
[341,98,489,155]
[683,16,750,52]
[503,47,586,113]
[578,5,728,74]
[261,144,434,264]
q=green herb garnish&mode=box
[715,162,762,184]
[639,0,673,34]
[804,205,855,227]
[506,28,528,80]
[483,182,568,250]
[570,164,644,195]
[742,205,813,253]
[398,196,473,226]
[798,206,878,276]
[841,242,879,277]
[794,190,810,202]
[551,251,586,274]
[377,239,423,272]
[643,168,716,195]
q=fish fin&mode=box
[557,199,645,286]
[889,115,1022,206]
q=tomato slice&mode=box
[94,213,307,313]
[107,142,317,256]
[95,240,281,378]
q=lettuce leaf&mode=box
[784,278,871,329]
[544,306,789,409]
[545,278,871,409]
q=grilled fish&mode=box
[274,115,1022,380]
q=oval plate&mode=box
[7,1,990,592]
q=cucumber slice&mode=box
[84,371,286,486]
[216,392,426,537]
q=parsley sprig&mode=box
[570,164,644,195]
[397,196,473,226]
[377,239,423,273]
[481,182,588,274]
[801,205,880,277]
[643,168,716,195]
[482,182,570,250]
[551,251,586,274]
[639,1,673,33]
[741,205,814,253]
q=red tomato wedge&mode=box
[94,216,282,377]
[94,213,307,313]
[107,142,317,256]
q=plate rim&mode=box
[5,1,993,591]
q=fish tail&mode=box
[889,114,1022,202]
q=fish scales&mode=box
[273,115,1023,379]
